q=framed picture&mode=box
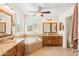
[59,22,64,31]
[62,24,64,30]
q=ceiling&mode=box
[14,3,74,17]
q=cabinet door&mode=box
[51,36,56,45]
[46,39,52,45]
[17,43,22,56]
[21,43,25,55]
[55,36,62,46]
[17,42,25,56]
[46,36,52,45]
[42,36,47,46]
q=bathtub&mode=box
[25,38,41,43]
[25,38,42,55]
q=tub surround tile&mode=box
[24,37,42,55]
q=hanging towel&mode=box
[72,3,78,49]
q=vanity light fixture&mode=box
[46,19,56,23]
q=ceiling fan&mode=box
[27,6,51,17]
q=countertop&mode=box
[15,34,42,38]
[42,33,62,36]
[0,38,24,56]
[0,33,11,38]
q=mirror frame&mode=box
[0,7,13,35]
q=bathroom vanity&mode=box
[0,36,25,56]
[42,34,62,46]
[3,38,25,56]
[42,21,63,46]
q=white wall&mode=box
[25,15,58,35]
[58,6,74,48]
[11,5,25,35]
[25,16,43,35]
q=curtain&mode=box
[72,3,78,49]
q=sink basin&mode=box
[0,40,16,52]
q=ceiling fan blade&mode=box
[41,11,50,14]
[32,14,37,16]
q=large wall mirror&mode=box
[0,7,13,36]
[43,22,57,33]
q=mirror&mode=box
[43,22,57,33]
[43,22,51,33]
[52,22,57,33]
[0,22,6,33]
[0,7,12,36]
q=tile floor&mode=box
[28,46,77,56]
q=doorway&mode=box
[65,16,72,48]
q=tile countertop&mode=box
[42,33,62,36]
[0,38,24,56]
[0,33,11,38]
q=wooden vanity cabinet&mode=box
[42,36,62,46]
[16,40,25,56]
[3,40,25,56]
[3,46,17,56]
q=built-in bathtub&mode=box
[25,38,42,55]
